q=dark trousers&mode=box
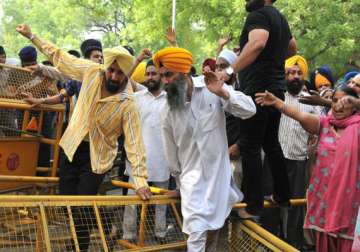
[283,158,307,249]
[238,90,290,215]
[59,141,110,251]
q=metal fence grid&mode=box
[0,195,187,252]
[0,195,301,252]
[0,64,57,100]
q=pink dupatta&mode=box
[305,112,360,238]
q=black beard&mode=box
[144,80,161,92]
[286,79,304,95]
[164,75,187,111]
[245,0,265,12]
[105,79,121,94]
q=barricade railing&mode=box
[0,177,304,251]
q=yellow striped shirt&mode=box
[32,37,148,189]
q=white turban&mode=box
[218,49,237,65]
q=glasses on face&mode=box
[145,71,158,77]
[160,71,175,79]
[215,63,229,70]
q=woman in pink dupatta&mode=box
[255,86,360,252]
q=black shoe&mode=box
[264,195,290,208]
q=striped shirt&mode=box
[279,92,319,161]
[32,37,148,189]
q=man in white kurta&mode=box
[123,60,170,240]
[153,47,256,251]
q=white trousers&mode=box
[187,229,220,252]
[123,178,169,239]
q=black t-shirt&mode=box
[238,6,292,95]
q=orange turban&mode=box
[315,73,331,89]
[153,47,193,74]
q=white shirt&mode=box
[161,76,256,234]
[279,92,319,160]
[126,89,170,182]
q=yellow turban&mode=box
[103,46,134,75]
[131,62,146,84]
[153,47,193,74]
[285,55,308,79]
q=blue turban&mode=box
[19,46,37,64]
[344,71,359,83]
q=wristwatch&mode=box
[225,66,234,76]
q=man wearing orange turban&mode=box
[154,47,256,251]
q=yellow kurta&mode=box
[32,37,148,189]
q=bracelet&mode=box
[279,102,286,113]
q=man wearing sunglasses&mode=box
[153,47,256,251]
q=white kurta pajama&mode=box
[123,89,170,240]
[161,76,256,251]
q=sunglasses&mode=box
[215,63,229,70]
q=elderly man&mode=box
[153,47,256,251]
[16,24,150,251]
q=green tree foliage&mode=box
[1,0,359,77]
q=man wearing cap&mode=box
[17,23,150,250]
[123,59,170,241]
[19,45,38,67]
[153,47,256,251]
[80,39,103,64]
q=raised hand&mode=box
[165,27,177,46]
[204,71,229,99]
[299,90,331,107]
[137,48,152,62]
[218,33,232,48]
[16,24,33,39]
[255,91,278,107]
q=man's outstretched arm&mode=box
[16,24,97,82]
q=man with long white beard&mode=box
[153,47,256,251]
